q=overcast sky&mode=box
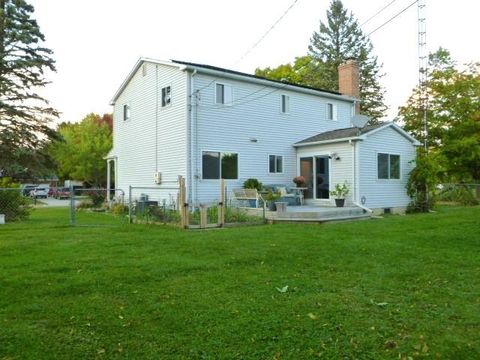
[30,0,479,124]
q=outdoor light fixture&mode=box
[249,138,258,143]
[330,152,341,160]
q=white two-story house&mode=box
[107,58,420,213]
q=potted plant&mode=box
[330,182,349,207]
[264,190,281,211]
[243,178,263,191]
[293,176,306,187]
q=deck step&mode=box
[273,214,372,223]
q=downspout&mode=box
[155,64,159,172]
[189,70,197,205]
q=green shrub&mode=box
[437,185,479,206]
[111,203,129,215]
[0,178,31,221]
[243,178,263,191]
[86,190,106,207]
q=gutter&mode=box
[182,65,357,103]
[294,136,363,148]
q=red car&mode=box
[54,187,71,199]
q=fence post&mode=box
[200,204,207,229]
[69,184,75,226]
[128,185,132,224]
[178,176,189,228]
[218,179,225,227]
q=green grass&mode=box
[0,207,479,359]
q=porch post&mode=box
[106,159,111,202]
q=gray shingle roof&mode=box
[295,123,386,145]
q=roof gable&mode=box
[295,122,421,147]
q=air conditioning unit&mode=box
[154,171,162,184]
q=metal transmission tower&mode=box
[417,0,428,152]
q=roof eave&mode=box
[109,58,186,105]
[294,136,362,147]
[179,63,357,103]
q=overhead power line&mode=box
[366,0,418,36]
[194,0,300,95]
[234,0,299,66]
[360,0,397,27]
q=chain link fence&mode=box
[436,183,480,205]
[0,188,32,223]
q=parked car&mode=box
[22,184,38,196]
[30,187,48,199]
[48,187,57,197]
[55,188,71,199]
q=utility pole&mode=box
[417,0,428,152]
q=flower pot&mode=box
[335,199,345,207]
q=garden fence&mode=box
[436,183,480,205]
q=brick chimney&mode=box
[338,59,360,114]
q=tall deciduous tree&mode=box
[0,0,58,174]
[399,48,480,183]
[50,114,112,187]
[256,0,387,123]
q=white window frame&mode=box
[215,82,233,106]
[376,152,401,180]
[326,102,337,121]
[201,150,239,180]
[161,85,172,108]
[268,154,284,174]
[123,103,131,121]
[280,94,290,114]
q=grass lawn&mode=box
[0,207,479,359]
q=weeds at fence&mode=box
[437,184,479,206]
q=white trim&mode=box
[366,122,422,146]
[295,137,361,147]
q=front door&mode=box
[299,156,330,200]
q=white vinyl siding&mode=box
[358,127,416,209]
[192,73,353,202]
[112,61,187,202]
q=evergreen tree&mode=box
[308,0,387,122]
[0,0,58,175]
[256,1,387,123]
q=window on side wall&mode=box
[377,153,400,180]
[281,94,289,114]
[202,151,238,179]
[123,104,130,121]
[326,102,337,121]
[215,83,233,105]
[269,155,283,173]
[161,86,171,107]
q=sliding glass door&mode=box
[299,156,330,200]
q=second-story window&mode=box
[327,103,337,121]
[161,86,171,107]
[123,104,130,121]
[281,94,290,114]
[215,83,233,105]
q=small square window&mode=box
[162,86,171,107]
[202,151,238,179]
[269,155,283,173]
[123,104,130,121]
